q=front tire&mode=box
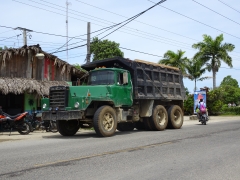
[167,105,183,129]
[18,122,31,135]
[93,105,117,137]
[58,120,79,136]
[149,105,168,131]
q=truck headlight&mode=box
[43,103,47,109]
[74,102,80,108]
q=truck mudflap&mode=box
[42,110,84,121]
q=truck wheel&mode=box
[58,120,79,136]
[93,105,117,137]
[117,123,134,131]
[150,105,168,131]
[167,105,183,129]
[143,117,154,130]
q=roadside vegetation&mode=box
[158,34,238,116]
[184,75,240,115]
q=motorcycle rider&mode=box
[196,99,208,121]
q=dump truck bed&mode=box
[81,57,185,100]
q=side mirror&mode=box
[123,72,128,84]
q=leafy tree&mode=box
[90,37,124,61]
[220,75,239,88]
[185,58,211,91]
[192,34,235,89]
[158,50,189,74]
[218,85,240,105]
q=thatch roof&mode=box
[0,44,86,76]
[0,77,69,96]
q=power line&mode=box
[38,0,192,46]
[192,0,240,26]
[0,30,14,35]
[217,0,240,14]
[13,0,234,55]
[52,0,168,54]
[0,34,21,41]
[12,0,122,39]
[29,0,178,46]
[148,0,240,40]
[220,67,240,70]
[120,47,163,58]
[75,0,198,42]
[12,0,199,48]
[98,0,167,40]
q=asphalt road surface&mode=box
[0,118,240,180]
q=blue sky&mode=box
[1,0,240,93]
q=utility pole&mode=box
[66,0,71,63]
[14,27,33,46]
[86,22,91,63]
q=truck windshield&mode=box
[88,70,115,85]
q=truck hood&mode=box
[69,85,112,99]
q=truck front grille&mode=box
[49,86,69,110]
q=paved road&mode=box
[0,116,240,180]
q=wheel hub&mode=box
[157,110,166,125]
[103,113,114,131]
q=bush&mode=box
[206,89,224,115]
[221,106,240,115]
[183,94,194,115]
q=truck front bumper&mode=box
[42,110,84,121]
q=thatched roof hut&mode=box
[0,44,87,96]
[0,44,85,76]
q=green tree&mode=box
[185,58,211,91]
[90,37,124,61]
[219,85,240,105]
[220,75,239,88]
[158,50,189,74]
[192,34,235,89]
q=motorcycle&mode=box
[27,111,58,133]
[199,112,208,125]
[0,107,31,135]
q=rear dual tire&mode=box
[149,105,168,131]
[167,105,183,129]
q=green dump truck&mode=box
[41,57,186,137]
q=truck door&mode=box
[117,72,133,106]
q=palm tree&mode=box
[158,50,189,74]
[185,58,211,91]
[192,34,235,89]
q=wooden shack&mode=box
[0,44,86,114]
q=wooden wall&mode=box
[0,53,71,81]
